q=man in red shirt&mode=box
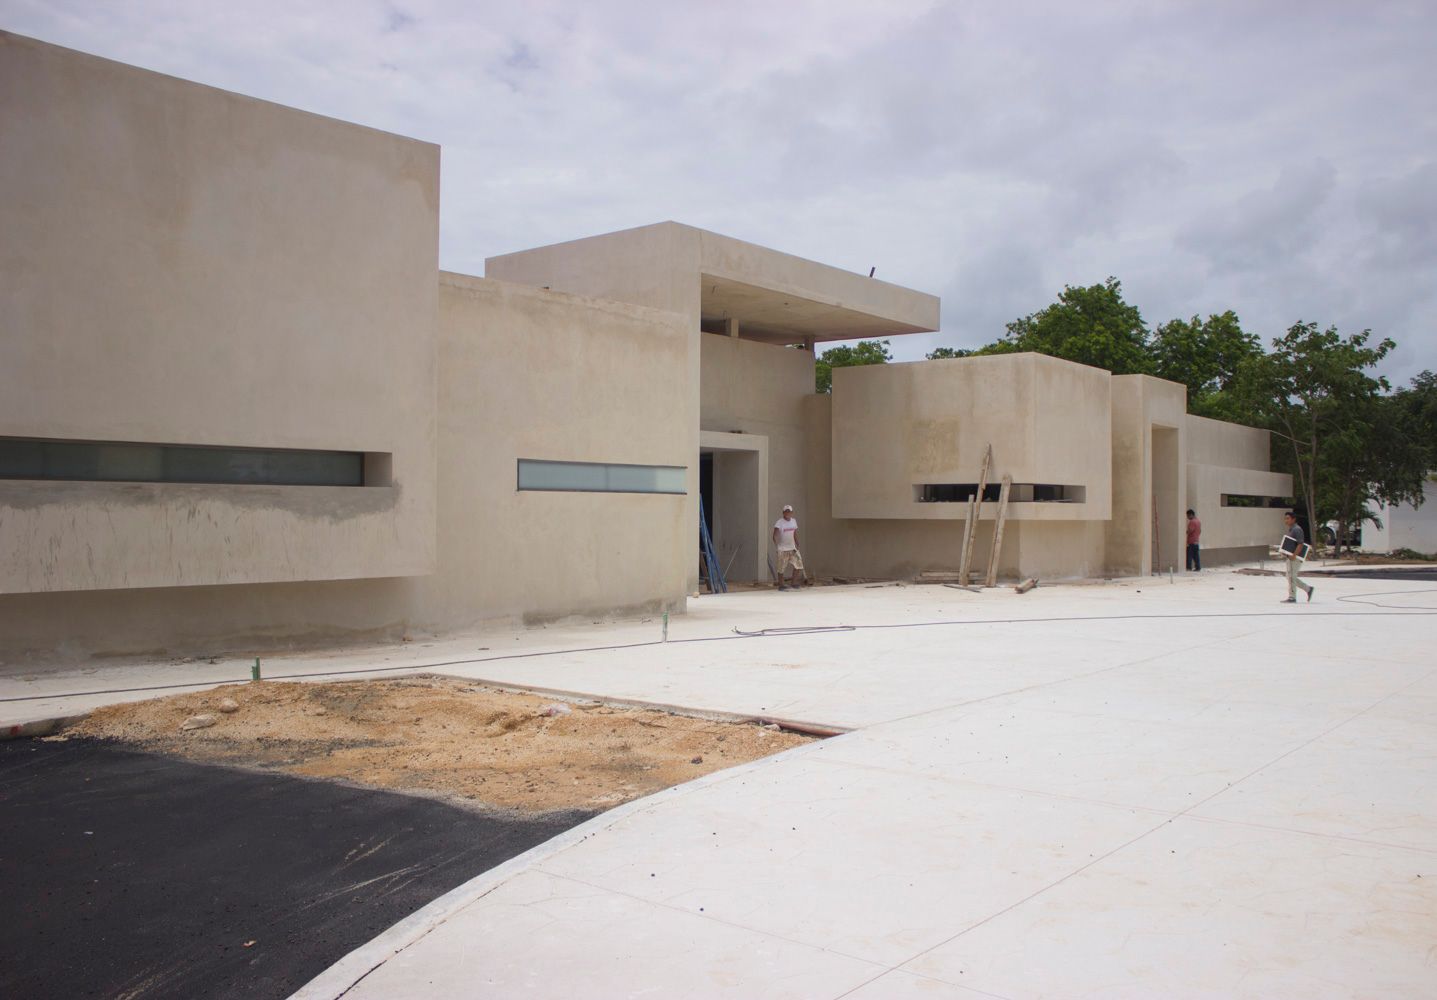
[1186,508,1202,571]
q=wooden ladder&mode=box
[984,475,1013,588]
[958,445,992,585]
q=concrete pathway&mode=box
[6,570,1435,997]
[286,572,1435,999]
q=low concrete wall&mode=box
[1196,545,1269,568]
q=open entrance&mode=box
[1151,425,1180,573]
[698,431,769,584]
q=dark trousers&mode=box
[1186,543,1201,571]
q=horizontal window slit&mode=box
[914,483,1087,503]
[1220,493,1292,508]
[0,437,380,487]
[517,459,686,495]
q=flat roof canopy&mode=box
[485,222,941,346]
[700,274,937,345]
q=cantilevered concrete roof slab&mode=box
[695,227,939,344]
[485,222,940,345]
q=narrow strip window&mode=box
[0,437,372,487]
[517,460,686,495]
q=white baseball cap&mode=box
[782,504,793,511]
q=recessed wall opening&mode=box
[1151,425,1180,572]
[1221,493,1293,508]
[0,437,380,487]
[915,483,1087,503]
[705,448,761,583]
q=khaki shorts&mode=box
[777,549,804,573]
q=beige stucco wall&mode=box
[414,275,691,624]
[806,384,1109,583]
[802,394,979,579]
[0,276,691,661]
[1105,375,1188,576]
[485,224,704,588]
[700,334,813,579]
[486,223,941,588]
[1185,414,1270,469]
[830,354,1113,522]
[0,32,439,593]
[1184,414,1291,559]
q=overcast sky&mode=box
[6,0,1434,380]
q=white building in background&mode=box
[1,32,1293,662]
[1358,475,1437,555]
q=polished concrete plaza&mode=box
[5,569,1435,998]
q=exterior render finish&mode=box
[0,30,440,593]
[1185,414,1293,565]
[1,34,1292,662]
[487,222,942,589]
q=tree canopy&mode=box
[815,339,891,393]
[988,277,1151,375]
[1233,322,1422,550]
[1149,311,1262,419]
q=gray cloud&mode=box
[4,0,1434,379]
[1177,160,1340,274]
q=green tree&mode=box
[815,339,892,393]
[1237,322,1397,549]
[993,277,1151,375]
[1149,311,1262,419]
[1397,370,1437,450]
[1317,391,1429,552]
[925,346,973,360]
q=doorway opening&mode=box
[1151,425,1180,573]
[698,431,769,584]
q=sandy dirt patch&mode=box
[58,676,815,814]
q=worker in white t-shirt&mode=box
[772,504,804,590]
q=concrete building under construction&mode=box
[0,32,1293,660]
